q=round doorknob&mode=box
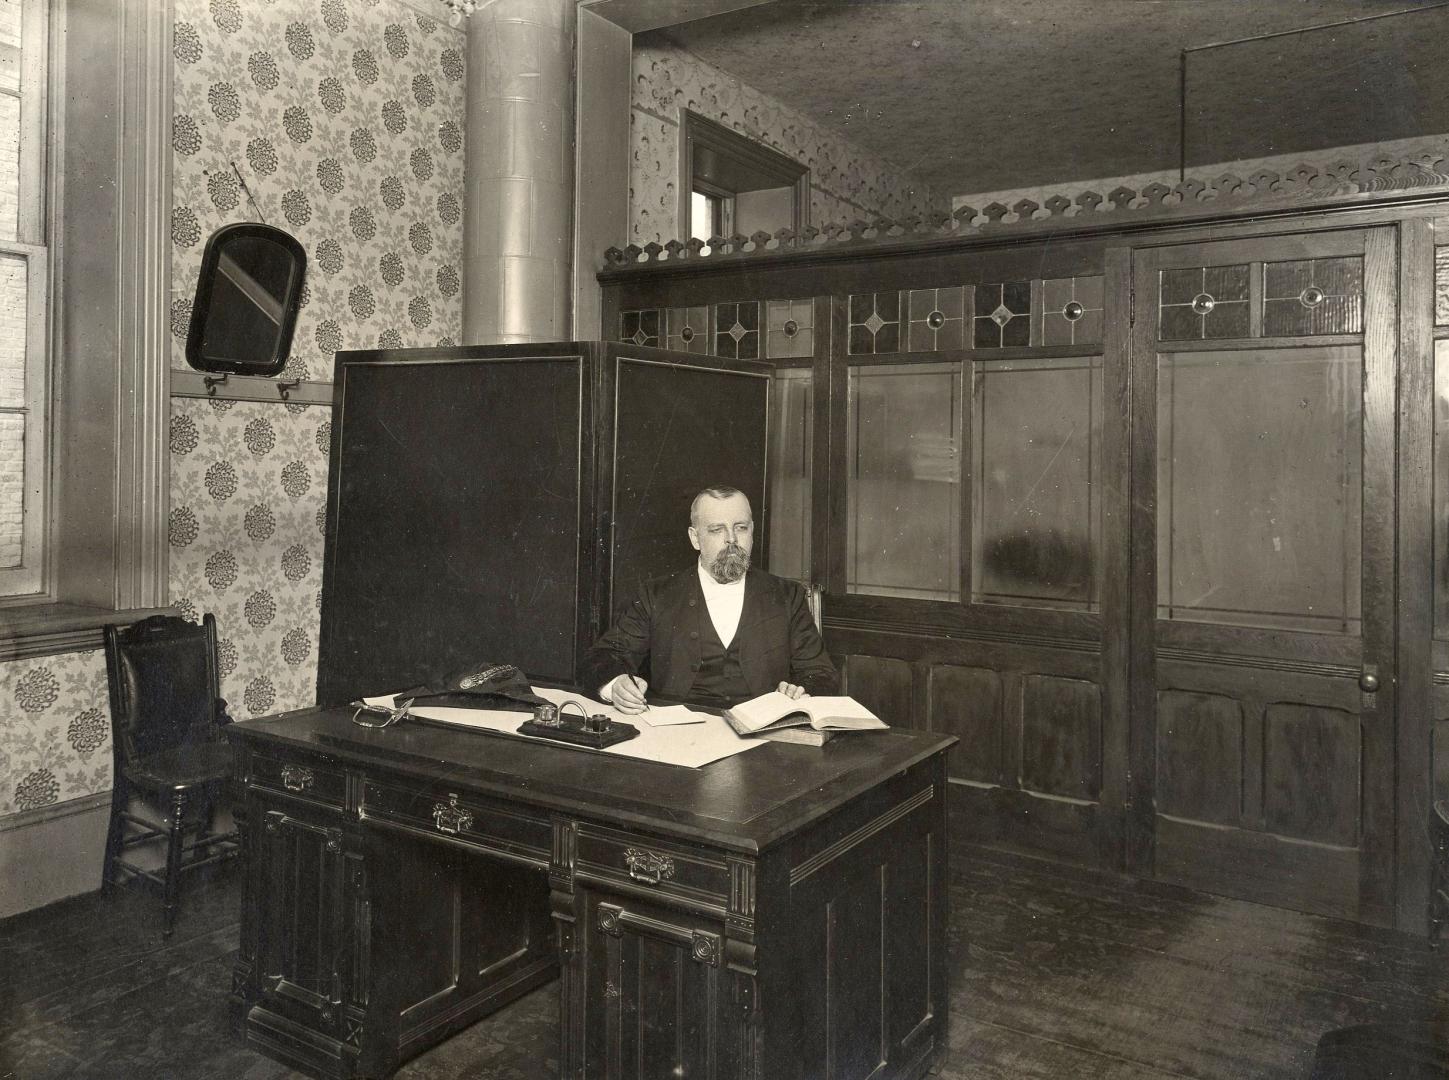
[1359,672,1379,693]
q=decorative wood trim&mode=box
[1397,216,1436,934]
[824,614,1099,655]
[113,0,172,611]
[679,110,809,242]
[0,789,109,833]
[1155,647,1361,680]
[789,785,933,886]
[0,603,174,661]
[1099,246,1133,830]
[602,149,1449,275]
[1362,226,1401,928]
[170,370,335,406]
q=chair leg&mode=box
[162,791,187,938]
[101,778,128,897]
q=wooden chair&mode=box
[101,613,239,936]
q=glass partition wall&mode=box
[841,281,1106,618]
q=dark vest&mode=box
[687,605,752,705]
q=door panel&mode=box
[1134,228,1396,925]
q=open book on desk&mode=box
[723,691,888,745]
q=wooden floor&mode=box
[3,835,1448,1078]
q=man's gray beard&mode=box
[709,547,750,584]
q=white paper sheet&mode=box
[361,688,760,769]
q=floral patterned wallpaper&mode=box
[2,0,465,820]
[0,651,111,816]
[170,0,466,374]
[168,397,330,725]
[630,42,947,246]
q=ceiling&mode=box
[642,0,1449,198]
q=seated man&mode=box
[583,485,838,713]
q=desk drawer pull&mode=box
[432,793,474,835]
[623,847,675,885]
[281,765,313,792]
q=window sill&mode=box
[0,603,176,663]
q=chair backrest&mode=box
[103,614,222,764]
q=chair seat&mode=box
[124,741,233,791]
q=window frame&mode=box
[0,0,51,597]
[0,0,173,656]
[679,110,809,240]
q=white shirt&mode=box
[600,564,747,703]
[696,562,746,648]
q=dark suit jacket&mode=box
[582,568,839,702]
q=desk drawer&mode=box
[575,824,729,913]
[362,779,551,868]
[250,752,346,806]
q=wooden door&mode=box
[1130,228,1397,924]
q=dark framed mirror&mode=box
[185,223,306,376]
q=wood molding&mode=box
[824,615,1099,656]
[603,148,1449,275]
[113,0,172,611]
[170,370,335,406]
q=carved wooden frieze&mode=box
[603,148,1449,270]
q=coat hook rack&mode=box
[203,373,229,396]
[276,378,301,400]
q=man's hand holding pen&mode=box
[611,674,650,714]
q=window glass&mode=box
[1157,346,1361,633]
[768,368,811,581]
[972,356,1101,610]
[846,362,961,600]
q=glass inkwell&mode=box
[519,698,639,748]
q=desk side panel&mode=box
[760,752,949,1080]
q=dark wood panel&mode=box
[319,355,587,702]
[1435,708,1449,801]
[1020,675,1102,802]
[950,785,1121,871]
[844,654,913,728]
[885,829,933,1064]
[928,664,1002,784]
[609,355,770,613]
[1397,217,1436,933]
[1262,703,1360,846]
[1155,689,1243,827]
[1154,816,1359,921]
[827,868,885,1079]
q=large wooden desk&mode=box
[227,708,954,1079]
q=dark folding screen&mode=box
[608,356,771,614]
[317,355,585,704]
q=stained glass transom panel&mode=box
[973,282,1031,349]
[766,299,814,359]
[907,287,965,352]
[665,306,709,354]
[620,309,660,348]
[1040,276,1104,347]
[848,291,902,355]
[1263,257,1362,337]
[715,301,759,359]
[1159,265,1250,341]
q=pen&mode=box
[633,675,650,711]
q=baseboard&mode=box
[0,792,111,920]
